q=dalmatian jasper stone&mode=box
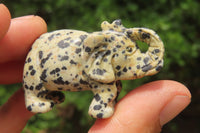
[23,20,164,118]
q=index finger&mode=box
[0,15,47,63]
[0,4,11,40]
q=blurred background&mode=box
[0,0,199,133]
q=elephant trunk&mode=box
[126,28,164,76]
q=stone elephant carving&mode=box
[23,20,164,118]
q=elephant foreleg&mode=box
[88,83,118,118]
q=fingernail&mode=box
[159,95,191,126]
[13,15,35,20]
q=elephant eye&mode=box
[125,46,136,55]
[126,47,133,52]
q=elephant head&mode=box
[83,20,164,83]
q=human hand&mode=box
[0,4,191,133]
[0,3,47,133]
[89,80,191,133]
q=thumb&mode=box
[0,88,34,133]
[89,80,191,133]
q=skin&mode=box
[0,4,191,133]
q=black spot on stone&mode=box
[121,40,125,45]
[110,94,114,97]
[60,56,69,61]
[154,49,160,53]
[93,105,102,110]
[142,33,150,39]
[57,40,70,48]
[126,30,133,37]
[65,37,71,41]
[114,19,122,25]
[39,103,45,107]
[144,57,150,64]
[75,48,81,54]
[27,105,32,111]
[104,103,107,107]
[96,62,100,65]
[116,45,121,48]
[117,71,121,77]
[30,86,34,90]
[155,57,159,60]
[94,94,101,102]
[123,67,128,72]
[24,84,29,90]
[108,98,111,102]
[125,55,128,60]
[105,38,108,42]
[56,33,61,36]
[94,85,98,88]
[55,68,60,72]
[61,66,67,70]
[113,48,117,52]
[156,65,162,71]
[128,67,131,70]
[142,64,152,72]
[107,88,111,91]
[75,41,82,46]
[80,79,88,85]
[136,65,140,69]
[36,83,43,90]
[48,34,55,41]
[103,58,108,62]
[27,57,32,63]
[37,90,48,98]
[109,28,114,31]
[85,65,89,68]
[70,60,77,65]
[85,47,91,52]
[111,36,115,40]
[80,35,87,41]
[93,68,106,75]
[29,65,33,70]
[39,51,43,59]
[50,70,56,75]
[137,57,142,60]
[30,70,36,76]
[105,50,111,56]
[41,53,53,68]
[82,70,86,75]
[53,77,69,85]
[116,65,121,70]
[138,29,142,33]
[97,113,103,118]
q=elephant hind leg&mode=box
[24,85,65,113]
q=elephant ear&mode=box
[83,33,115,83]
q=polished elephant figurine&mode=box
[23,20,164,118]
